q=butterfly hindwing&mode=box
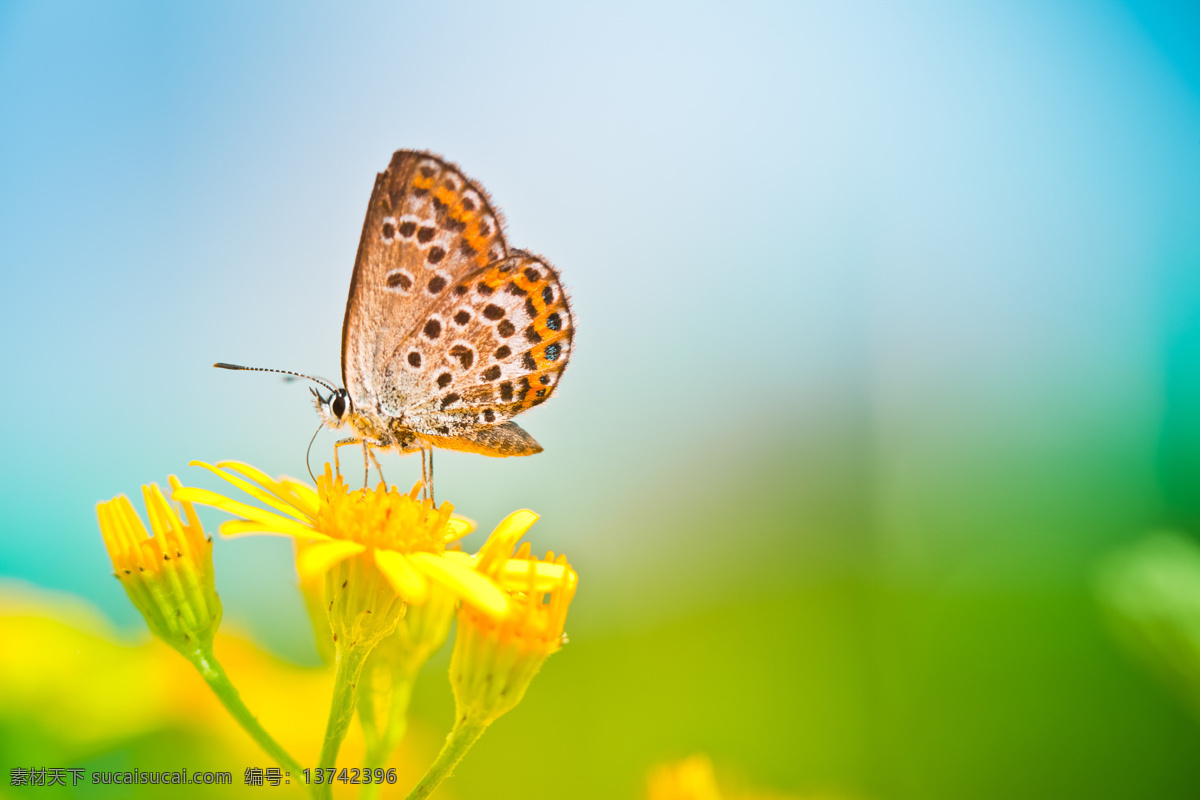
[398,251,574,438]
[341,151,508,413]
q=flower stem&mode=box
[360,670,417,800]
[315,644,372,800]
[186,645,305,779]
[403,717,487,800]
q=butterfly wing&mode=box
[399,250,575,454]
[342,151,508,416]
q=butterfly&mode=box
[218,150,573,488]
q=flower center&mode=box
[316,473,453,553]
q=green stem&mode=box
[375,672,416,761]
[186,645,306,781]
[360,671,417,800]
[403,717,487,800]
[315,644,372,800]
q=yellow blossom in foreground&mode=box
[173,462,507,618]
[96,477,221,654]
[648,755,723,800]
[0,584,416,785]
[648,755,814,800]
[450,509,578,725]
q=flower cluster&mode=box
[98,459,578,800]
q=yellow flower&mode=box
[648,755,814,800]
[173,462,507,618]
[449,509,577,726]
[96,477,221,655]
[647,755,723,800]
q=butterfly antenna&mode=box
[305,421,324,484]
[213,362,339,395]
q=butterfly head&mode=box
[312,386,352,430]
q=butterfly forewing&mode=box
[342,151,508,413]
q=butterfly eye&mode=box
[331,393,347,419]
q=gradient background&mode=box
[3,0,1200,797]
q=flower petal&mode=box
[279,479,320,518]
[215,461,320,519]
[444,515,476,542]
[296,540,365,578]
[172,487,317,538]
[410,551,508,618]
[374,550,428,603]
[496,558,568,592]
[218,520,332,540]
[191,461,314,524]
[168,475,204,533]
[476,509,540,572]
[493,509,539,542]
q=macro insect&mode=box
[217,150,574,496]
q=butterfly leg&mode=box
[334,437,362,478]
[367,447,386,487]
[428,448,435,506]
[361,441,370,488]
[420,446,428,500]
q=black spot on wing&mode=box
[450,345,474,369]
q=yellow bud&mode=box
[449,512,577,726]
[97,477,221,655]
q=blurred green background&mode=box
[3,1,1200,797]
